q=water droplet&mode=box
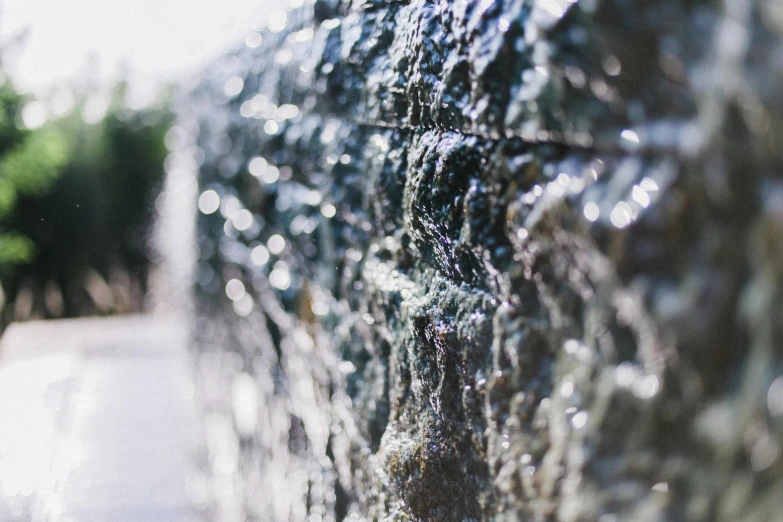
[634,374,660,399]
[610,202,633,228]
[621,129,640,144]
[198,190,220,215]
[251,245,270,266]
[221,196,242,220]
[767,376,783,416]
[233,209,254,231]
[640,177,659,192]
[288,27,314,43]
[233,293,254,316]
[277,104,299,120]
[248,157,268,177]
[267,234,286,255]
[631,185,651,208]
[338,361,356,373]
[750,434,779,471]
[583,201,600,222]
[476,0,496,15]
[264,120,280,135]
[547,181,565,197]
[652,482,669,493]
[22,101,47,129]
[225,279,246,301]
[274,48,293,65]
[563,339,580,354]
[245,32,263,48]
[262,166,280,184]
[615,362,635,387]
[240,101,254,118]
[224,76,244,97]
[569,178,585,193]
[603,55,622,76]
[231,373,258,436]
[269,268,291,290]
[267,10,288,33]
[535,0,576,21]
[311,300,329,316]
[322,18,341,30]
[571,411,588,429]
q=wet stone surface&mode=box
[180,0,783,520]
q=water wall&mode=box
[180,0,783,519]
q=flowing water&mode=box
[171,0,783,520]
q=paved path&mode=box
[0,315,198,522]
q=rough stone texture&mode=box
[181,0,783,520]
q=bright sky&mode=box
[0,0,281,98]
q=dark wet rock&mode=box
[179,0,783,520]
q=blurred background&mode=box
[0,0,270,323]
[0,2,287,520]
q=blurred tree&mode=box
[0,28,171,321]
[0,79,68,270]
[4,85,171,320]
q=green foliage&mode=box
[0,67,171,320]
[2,91,171,318]
[0,78,69,269]
[0,83,28,157]
[0,128,69,212]
[0,233,34,265]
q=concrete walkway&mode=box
[0,315,197,522]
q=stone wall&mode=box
[182,0,783,520]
